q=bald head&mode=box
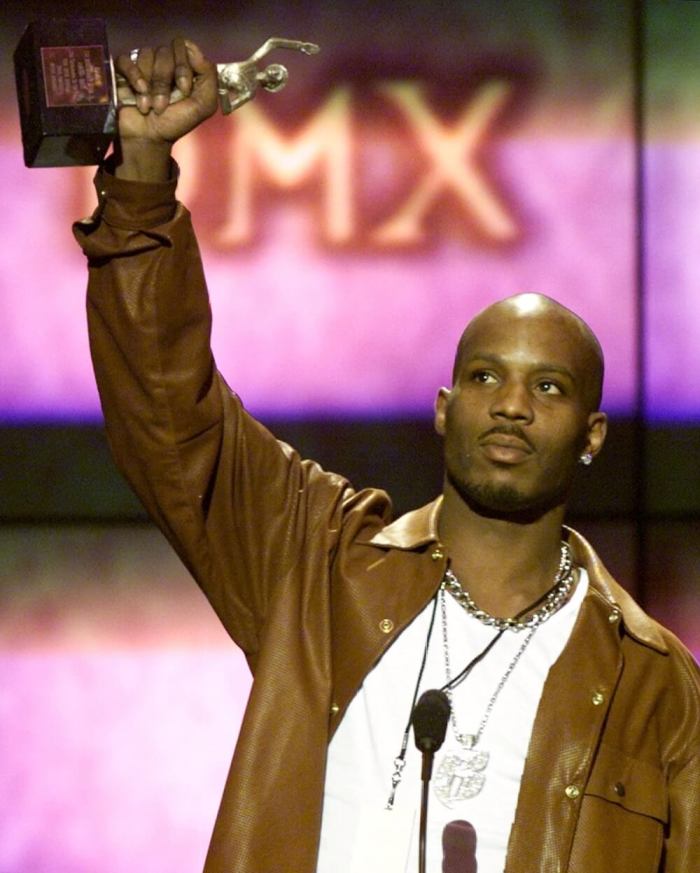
[452,293,605,411]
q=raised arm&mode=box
[75,39,356,657]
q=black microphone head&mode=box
[411,688,451,753]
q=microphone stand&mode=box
[411,689,451,873]
[418,745,437,873]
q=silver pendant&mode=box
[434,741,489,807]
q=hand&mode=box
[112,38,218,181]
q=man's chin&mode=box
[450,475,564,522]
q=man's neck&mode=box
[437,484,568,620]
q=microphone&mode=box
[411,689,451,873]
[412,689,451,763]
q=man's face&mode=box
[434,305,607,517]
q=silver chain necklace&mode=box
[385,542,576,811]
[434,590,536,807]
[433,542,576,807]
[441,541,574,631]
[441,590,537,750]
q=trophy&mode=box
[14,18,320,168]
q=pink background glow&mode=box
[1,527,251,873]
[0,113,637,419]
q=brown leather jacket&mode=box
[76,165,700,873]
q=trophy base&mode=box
[14,18,116,168]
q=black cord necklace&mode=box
[385,556,577,809]
[441,564,572,692]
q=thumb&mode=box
[185,40,219,117]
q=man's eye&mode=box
[537,380,562,395]
[472,370,496,384]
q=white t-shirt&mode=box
[316,568,588,873]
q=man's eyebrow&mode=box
[463,352,577,381]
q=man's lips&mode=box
[478,428,534,461]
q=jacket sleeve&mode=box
[665,755,700,871]
[663,648,700,872]
[74,162,361,658]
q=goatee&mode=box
[447,471,567,522]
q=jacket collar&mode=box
[564,526,668,654]
[367,497,443,549]
[368,497,669,655]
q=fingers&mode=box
[183,40,210,77]
[150,44,177,114]
[115,38,210,116]
[114,48,152,113]
[173,37,193,97]
[184,40,219,117]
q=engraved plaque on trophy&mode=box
[14,19,116,167]
[14,18,320,169]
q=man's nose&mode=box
[489,380,534,422]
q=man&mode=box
[75,38,700,873]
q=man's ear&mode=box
[434,387,450,436]
[584,411,608,459]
